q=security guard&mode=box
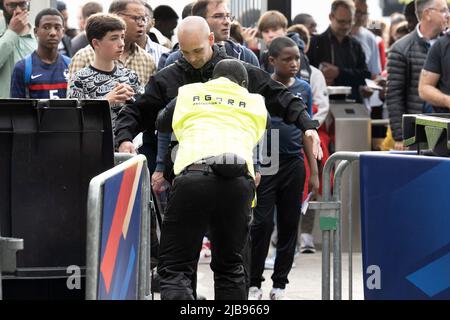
[155,59,268,300]
[116,16,322,164]
[117,16,322,300]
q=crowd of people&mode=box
[1,0,449,300]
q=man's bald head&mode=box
[178,16,215,69]
[178,16,211,39]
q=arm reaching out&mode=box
[304,129,323,161]
[303,133,320,195]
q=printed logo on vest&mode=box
[192,94,246,108]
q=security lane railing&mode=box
[309,151,361,300]
[86,154,151,300]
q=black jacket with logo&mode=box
[115,45,318,147]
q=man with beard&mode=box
[0,0,36,98]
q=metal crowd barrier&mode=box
[114,152,136,166]
[86,154,151,300]
[309,151,361,300]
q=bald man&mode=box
[115,17,321,298]
[161,0,259,69]
[116,16,321,159]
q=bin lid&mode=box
[330,102,370,119]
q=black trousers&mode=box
[250,157,305,289]
[157,170,255,300]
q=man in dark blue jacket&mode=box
[159,0,259,69]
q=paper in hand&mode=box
[301,192,313,215]
[365,78,383,91]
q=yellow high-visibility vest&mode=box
[172,77,267,179]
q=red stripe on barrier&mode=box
[100,164,138,293]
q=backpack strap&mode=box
[24,53,33,86]
[24,53,33,98]
[61,54,71,67]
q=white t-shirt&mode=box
[310,65,330,127]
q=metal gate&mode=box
[230,0,267,27]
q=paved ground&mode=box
[155,249,364,300]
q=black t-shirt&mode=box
[423,33,450,111]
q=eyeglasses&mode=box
[118,13,149,24]
[428,7,450,15]
[6,1,30,10]
[207,14,235,22]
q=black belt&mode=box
[182,163,215,174]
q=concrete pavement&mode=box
[154,250,364,300]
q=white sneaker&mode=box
[264,255,275,269]
[248,286,263,300]
[269,288,286,300]
[300,233,316,254]
[265,255,296,269]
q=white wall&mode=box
[30,0,52,27]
